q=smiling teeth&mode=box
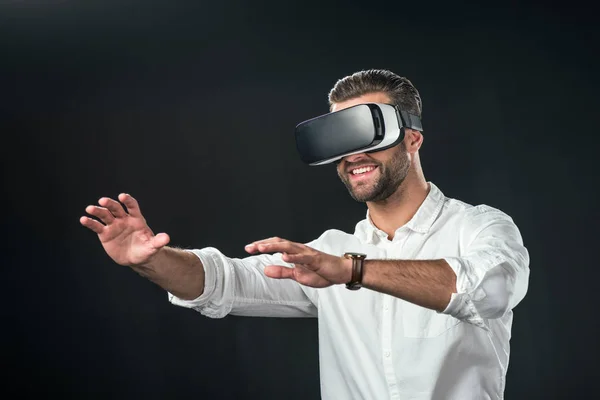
[352,166,375,175]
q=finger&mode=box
[85,205,115,225]
[98,197,127,218]
[244,243,259,254]
[254,236,284,244]
[151,232,170,249]
[281,252,314,265]
[245,237,283,253]
[80,216,105,234]
[264,265,296,280]
[257,241,304,254]
[264,265,332,288]
[118,193,142,218]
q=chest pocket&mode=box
[400,301,462,338]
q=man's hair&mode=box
[328,69,422,118]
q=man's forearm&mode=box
[131,246,205,300]
[361,259,456,312]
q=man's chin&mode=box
[349,188,378,203]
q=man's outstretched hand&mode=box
[80,193,170,267]
[245,237,352,288]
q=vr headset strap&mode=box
[398,110,423,131]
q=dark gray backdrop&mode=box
[2,1,598,399]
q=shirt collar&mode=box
[354,182,446,242]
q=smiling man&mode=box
[81,69,530,400]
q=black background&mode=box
[2,0,598,399]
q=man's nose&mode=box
[343,153,370,163]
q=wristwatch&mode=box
[344,252,367,290]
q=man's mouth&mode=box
[348,165,378,180]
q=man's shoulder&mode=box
[438,194,516,239]
[442,195,512,221]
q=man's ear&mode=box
[404,129,424,153]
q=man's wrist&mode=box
[132,246,169,273]
[343,252,367,290]
[342,255,354,283]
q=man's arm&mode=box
[80,194,205,300]
[131,246,205,300]
[361,210,530,320]
[253,206,529,322]
[251,238,455,311]
[361,259,456,312]
[81,194,317,318]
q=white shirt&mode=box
[169,182,530,400]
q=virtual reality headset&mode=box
[294,103,423,166]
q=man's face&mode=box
[332,92,411,203]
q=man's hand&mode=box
[245,237,352,288]
[80,193,170,267]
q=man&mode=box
[80,69,530,399]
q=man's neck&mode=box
[366,174,430,241]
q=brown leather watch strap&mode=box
[344,253,367,290]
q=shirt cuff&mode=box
[167,249,218,309]
[441,257,489,331]
[442,292,488,330]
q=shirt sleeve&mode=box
[168,247,318,319]
[441,205,530,329]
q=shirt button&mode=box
[384,305,389,311]
[384,351,390,358]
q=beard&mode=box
[337,143,410,203]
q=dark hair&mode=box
[328,69,422,117]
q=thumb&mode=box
[151,232,170,249]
